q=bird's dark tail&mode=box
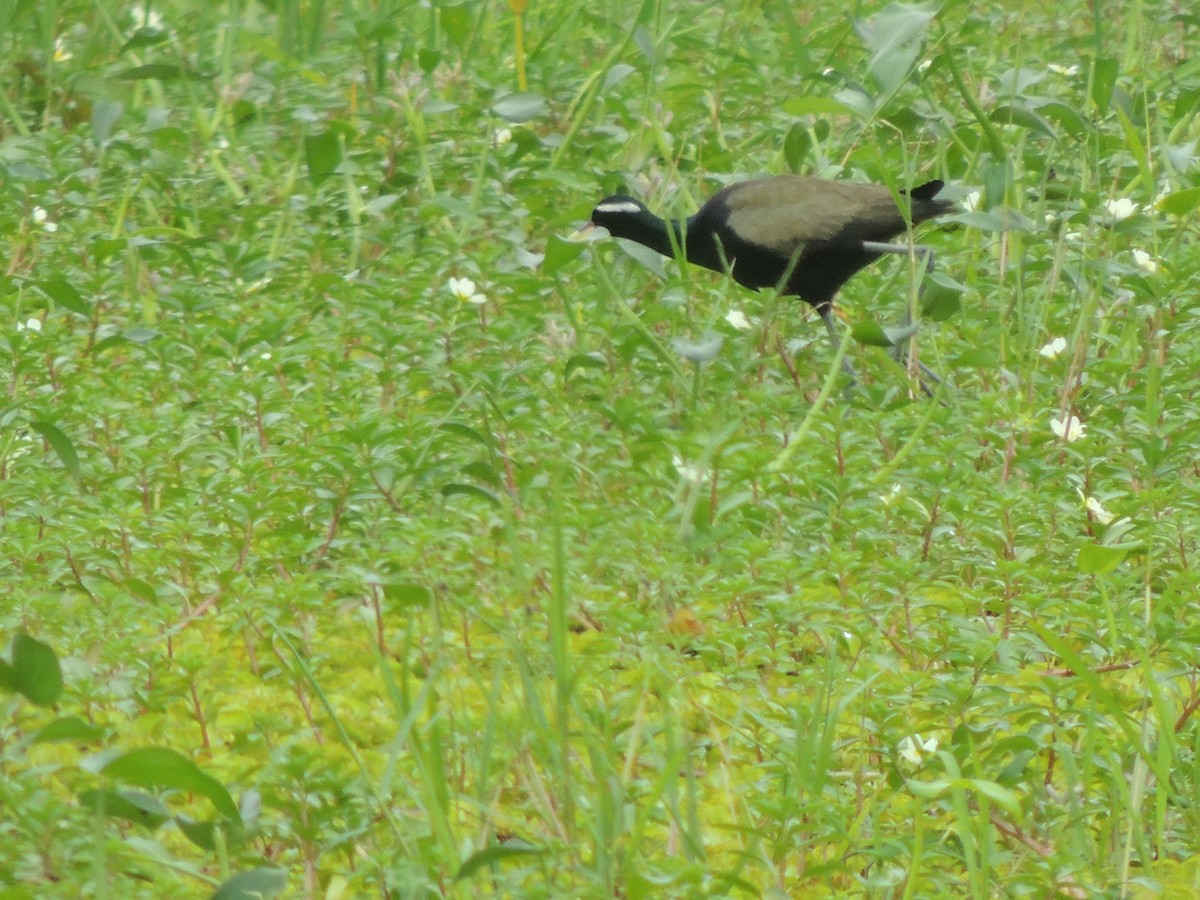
[906,180,945,201]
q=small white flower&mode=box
[1132,249,1157,274]
[1039,337,1067,359]
[1050,414,1087,443]
[1104,197,1138,221]
[724,309,751,331]
[1044,212,1057,225]
[54,37,72,62]
[898,734,938,765]
[1048,64,1079,76]
[880,483,902,507]
[1084,496,1114,525]
[917,59,932,73]
[964,190,983,212]
[448,276,486,305]
[672,454,707,485]
[492,127,512,147]
[17,318,42,333]
[132,8,164,31]
[30,207,57,233]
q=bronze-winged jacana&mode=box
[584,175,955,384]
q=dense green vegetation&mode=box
[3,0,1200,896]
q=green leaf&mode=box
[35,716,105,744]
[439,4,472,48]
[783,122,810,173]
[544,234,588,275]
[10,634,63,706]
[492,92,546,123]
[382,583,432,608]
[989,104,1055,139]
[304,130,342,180]
[564,352,607,378]
[91,101,124,145]
[781,96,861,117]
[441,483,501,506]
[1157,186,1200,217]
[211,868,289,900]
[1091,57,1118,114]
[440,422,496,448]
[921,273,965,321]
[906,777,951,799]
[851,319,893,347]
[100,748,241,822]
[455,840,544,881]
[965,778,1022,818]
[1077,542,1139,575]
[78,788,170,828]
[29,420,81,479]
[116,64,208,82]
[857,2,937,95]
[1038,101,1090,137]
[34,279,89,315]
[119,28,170,54]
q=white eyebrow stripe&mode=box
[595,200,643,214]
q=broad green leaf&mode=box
[857,2,936,95]
[851,319,893,347]
[564,352,607,378]
[34,279,89,315]
[29,421,81,479]
[440,4,471,47]
[382,583,432,607]
[543,234,588,275]
[100,748,241,822]
[78,788,170,828]
[492,92,546,123]
[212,868,288,900]
[1077,542,1138,574]
[989,104,1055,139]
[35,716,104,744]
[1157,186,1200,217]
[1038,101,1090,137]
[91,101,124,145]
[966,778,1022,818]
[921,273,964,321]
[11,634,62,706]
[304,130,342,179]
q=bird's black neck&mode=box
[631,215,689,260]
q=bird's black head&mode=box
[588,195,660,240]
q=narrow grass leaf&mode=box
[455,840,544,881]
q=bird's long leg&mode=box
[820,305,860,382]
[861,241,942,390]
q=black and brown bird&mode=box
[584,175,955,379]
